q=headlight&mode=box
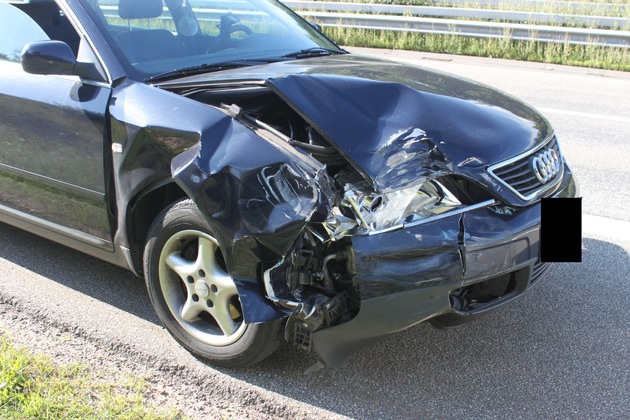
[324,180,463,238]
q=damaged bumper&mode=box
[310,167,578,367]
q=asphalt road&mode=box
[1,49,630,418]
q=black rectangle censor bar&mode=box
[541,197,582,262]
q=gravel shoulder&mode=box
[0,274,343,420]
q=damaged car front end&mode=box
[1,0,578,368]
[157,57,578,367]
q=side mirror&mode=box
[21,40,77,75]
[21,40,106,81]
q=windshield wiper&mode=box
[281,47,346,59]
[146,59,272,83]
[147,48,346,82]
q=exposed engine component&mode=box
[262,228,359,350]
[181,87,348,169]
[175,85,503,353]
[288,291,348,351]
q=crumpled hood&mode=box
[167,54,552,195]
[263,56,551,194]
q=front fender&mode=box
[109,80,329,323]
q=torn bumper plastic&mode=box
[311,166,578,367]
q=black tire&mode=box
[143,199,283,367]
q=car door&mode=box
[0,1,113,248]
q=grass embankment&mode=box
[313,0,630,71]
[323,28,630,71]
[0,333,183,419]
[322,0,630,19]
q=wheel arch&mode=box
[127,181,188,275]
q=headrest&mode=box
[118,0,163,19]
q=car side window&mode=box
[0,3,50,62]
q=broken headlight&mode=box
[325,180,463,238]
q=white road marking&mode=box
[583,214,630,242]
[537,108,630,124]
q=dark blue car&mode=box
[0,0,578,367]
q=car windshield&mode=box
[80,0,343,81]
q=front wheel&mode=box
[143,199,283,367]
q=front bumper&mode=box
[311,166,578,367]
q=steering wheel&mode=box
[228,24,253,38]
[205,13,252,53]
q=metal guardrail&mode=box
[283,1,629,29]
[416,0,626,14]
[286,3,630,48]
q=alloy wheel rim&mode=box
[158,229,246,346]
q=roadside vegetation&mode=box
[105,0,629,71]
[0,332,184,419]
[321,0,629,19]
[297,0,629,70]
[324,27,630,71]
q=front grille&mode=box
[488,136,564,200]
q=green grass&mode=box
[321,0,630,19]
[324,27,630,71]
[0,332,185,419]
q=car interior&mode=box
[115,0,187,62]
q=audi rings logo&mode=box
[531,149,561,184]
